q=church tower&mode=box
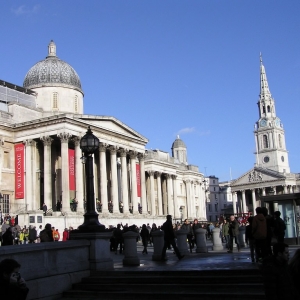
[254,55,290,173]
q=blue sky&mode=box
[1,1,300,181]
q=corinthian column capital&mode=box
[58,132,71,143]
[41,136,53,146]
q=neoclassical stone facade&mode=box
[0,41,207,229]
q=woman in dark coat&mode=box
[2,227,14,246]
[140,224,150,254]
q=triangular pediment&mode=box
[77,115,148,143]
[231,166,286,187]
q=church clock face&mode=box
[260,119,267,127]
[263,156,270,163]
[275,118,281,128]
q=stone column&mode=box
[120,149,129,214]
[251,189,257,214]
[25,140,36,210]
[122,231,140,266]
[212,228,223,251]
[41,136,53,210]
[262,187,266,196]
[74,137,84,213]
[166,174,174,216]
[0,138,4,187]
[283,185,288,194]
[129,151,138,214]
[99,143,109,214]
[138,154,147,215]
[109,146,119,214]
[149,171,156,216]
[185,179,191,219]
[241,190,247,212]
[151,230,164,261]
[156,172,163,215]
[176,229,189,255]
[190,180,195,218]
[173,175,180,219]
[232,192,237,214]
[58,132,71,212]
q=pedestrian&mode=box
[245,216,256,263]
[2,227,14,246]
[54,229,60,241]
[40,223,54,242]
[192,219,201,246]
[0,258,29,299]
[62,228,69,241]
[113,224,123,254]
[222,219,230,250]
[42,203,47,216]
[227,215,240,253]
[28,225,37,243]
[181,219,193,253]
[273,211,286,244]
[252,207,267,262]
[161,215,184,261]
[140,224,150,254]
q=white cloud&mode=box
[12,4,40,16]
[177,127,195,135]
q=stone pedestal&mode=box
[212,228,223,251]
[69,231,113,270]
[122,231,140,266]
[176,229,189,255]
[151,230,164,261]
[195,228,208,253]
[238,226,246,248]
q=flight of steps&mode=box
[62,269,266,300]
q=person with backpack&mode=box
[273,211,286,244]
[40,223,54,242]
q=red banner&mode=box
[15,144,25,199]
[136,164,141,197]
[69,149,75,191]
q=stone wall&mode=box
[0,240,90,299]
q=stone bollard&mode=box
[151,230,164,261]
[69,231,114,270]
[238,226,246,248]
[212,228,223,251]
[176,229,190,255]
[122,231,140,266]
[195,228,208,253]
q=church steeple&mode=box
[259,53,272,101]
[254,55,290,173]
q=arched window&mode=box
[262,105,266,114]
[278,134,282,148]
[263,135,269,148]
[267,105,271,113]
[52,92,58,109]
[74,95,78,112]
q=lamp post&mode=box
[78,126,105,232]
[179,206,183,224]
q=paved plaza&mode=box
[111,240,300,271]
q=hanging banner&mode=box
[136,164,141,197]
[15,143,25,199]
[69,149,75,191]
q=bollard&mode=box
[122,231,140,266]
[176,229,190,255]
[238,226,246,248]
[195,228,208,253]
[212,228,223,251]
[151,230,164,261]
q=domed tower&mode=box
[23,40,84,114]
[171,135,188,165]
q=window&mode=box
[208,204,211,212]
[209,216,212,222]
[215,194,217,199]
[263,135,269,148]
[215,203,218,212]
[213,180,215,184]
[214,187,215,191]
[215,215,218,221]
[267,105,270,113]
[278,134,282,148]
[53,92,58,109]
[1,194,9,214]
[74,95,78,112]
[262,106,266,114]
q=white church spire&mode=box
[259,53,272,101]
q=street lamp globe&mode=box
[80,126,99,155]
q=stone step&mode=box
[62,269,266,299]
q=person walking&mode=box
[273,211,286,244]
[252,207,267,262]
[140,224,150,254]
[228,215,240,253]
[222,219,230,250]
[161,215,184,261]
[181,219,194,253]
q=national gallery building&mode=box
[0,41,206,229]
